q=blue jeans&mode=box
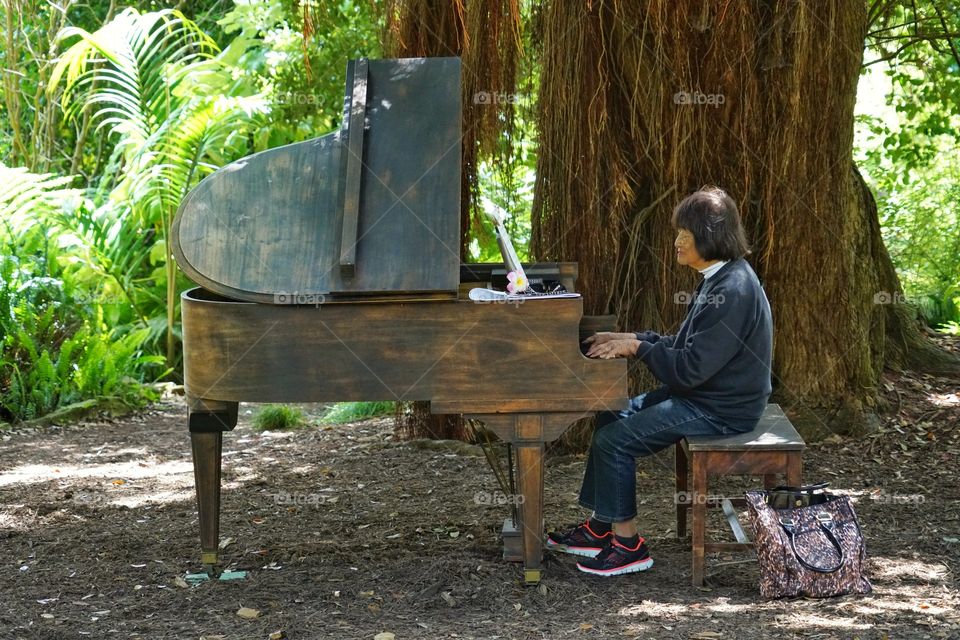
[577,386,731,523]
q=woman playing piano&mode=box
[547,186,774,576]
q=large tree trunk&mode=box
[531,0,959,444]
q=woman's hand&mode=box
[586,338,641,359]
[581,331,635,347]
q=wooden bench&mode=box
[675,404,804,586]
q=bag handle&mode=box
[780,512,845,574]
[770,482,830,494]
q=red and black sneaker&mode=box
[546,521,613,557]
[576,536,654,576]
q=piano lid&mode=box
[171,57,462,303]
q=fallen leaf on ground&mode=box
[236,607,260,619]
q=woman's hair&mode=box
[671,186,751,261]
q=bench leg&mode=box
[763,474,777,489]
[691,454,707,586]
[675,444,688,538]
[786,453,802,487]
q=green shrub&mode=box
[940,321,960,336]
[319,401,395,425]
[252,405,307,431]
[0,171,164,423]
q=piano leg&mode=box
[467,412,588,585]
[514,442,545,585]
[187,397,238,575]
[191,431,222,575]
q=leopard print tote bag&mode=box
[746,486,872,599]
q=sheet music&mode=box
[468,288,581,302]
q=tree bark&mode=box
[531,0,959,444]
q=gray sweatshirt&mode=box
[635,258,773,432]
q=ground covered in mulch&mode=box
[1,339,959,639]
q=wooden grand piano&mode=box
[172,57,627,584]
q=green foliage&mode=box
[470,125,537,263]
[219,0,383,147]
[0,165,79,217]
[940,321,960,336]
[320,401,395,425]
[859,96,960,328]
[858,3,960,329]
[50,8,269,366]
[0,0,72,172]
[0,165,163,423]
[2,2,385,424]
[252,404,307,431]
[864,3,960,174]
[466,9,541,264]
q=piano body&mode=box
[172,57,627,584]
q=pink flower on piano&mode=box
[506,271,527,294]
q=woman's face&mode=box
[674,228,705,268]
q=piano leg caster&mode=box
[201,551,219,577]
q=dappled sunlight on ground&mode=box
[617,599,688,618]
[871,557,949,582]
[928,391,959,407]
[0,387,957,638]
[846,593,954,616]
[775,610,874,630]
[0,459,193,487]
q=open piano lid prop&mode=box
[171,57,461,303]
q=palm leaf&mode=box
[0,164,80,229]
[50,8,217,144]
[48,8,268,368]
